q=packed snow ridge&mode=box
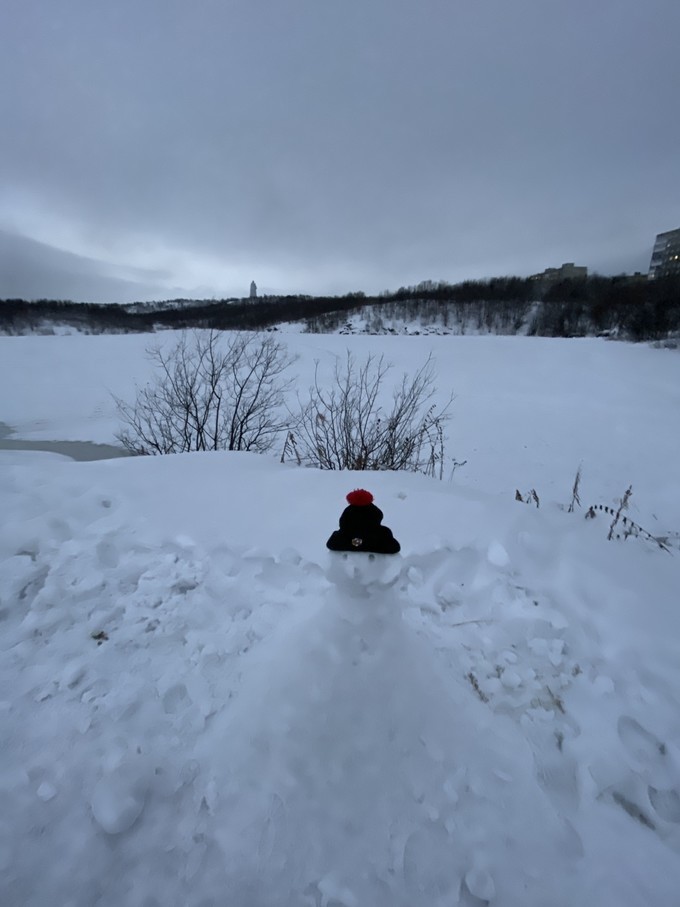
[2,450,680,907]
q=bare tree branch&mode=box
[114,330,296,455]
[289,351,453,477]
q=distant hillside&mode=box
[1,275,679,342]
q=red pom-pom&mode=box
[346,489,374,506]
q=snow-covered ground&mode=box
[1,332,679,906]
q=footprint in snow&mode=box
[90,761,149,834]
[648,787,680,823]
[617,715,667,768]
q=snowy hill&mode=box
[302,299,538,337]
[1,333,680,906]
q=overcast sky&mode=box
[1,0,679,302]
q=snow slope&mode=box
[1,333,680,906]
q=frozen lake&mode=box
[0,420,129,461]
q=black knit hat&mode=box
[326,489,400,554]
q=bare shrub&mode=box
[114,330,295,455]
[516,470,675,553]
[288,351,453,477]
[515,488,540,508]
[585,486,672,552]
[606,484,633,541]
[567,464,582,513]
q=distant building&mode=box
[250,280,257,299]
[530,262,588,282]
[648,228,680,279]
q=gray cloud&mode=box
[1,0,678,301]
[0,230,185,303]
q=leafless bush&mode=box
[585,486,672,552]
[567,464,582,513]
[515,488,540,508]
[288,351,453,477]
[114,330,295,455]
[515,470,675,553]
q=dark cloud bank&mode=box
[1,0,678,302]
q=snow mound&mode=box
[200,561,580,906]
[1,450,680,906]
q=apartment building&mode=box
[648,228,680,279]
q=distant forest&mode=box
[1,275,679,342]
